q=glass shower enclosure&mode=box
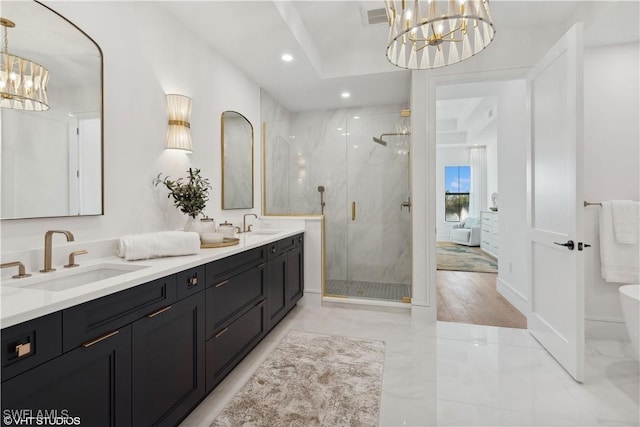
[263,103,412,303]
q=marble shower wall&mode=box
[262,92,411,286]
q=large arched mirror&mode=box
[1,1,103,219]
[221,111,253,210]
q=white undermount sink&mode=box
[248,229,282,235]
[5,263,149,292]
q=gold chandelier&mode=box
[385,0,495,70]
[0,17,50,111]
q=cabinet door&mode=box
[1,325,132,427]
[267,253,287,328]
[287,245,304,306]
[132,292,205,427]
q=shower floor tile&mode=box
[326,279,411,302]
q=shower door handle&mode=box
[351,201,356,221]
[401,196,411,212]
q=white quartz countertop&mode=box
[0,228,304,328]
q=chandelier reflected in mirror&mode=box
[0,17,50,111]
[385,0,495,70]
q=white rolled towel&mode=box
[116,231,201,261]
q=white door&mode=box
[527,24,584,382]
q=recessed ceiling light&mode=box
[337,127,343,131]
[353,116,360,119]
[341,92,351,99]
[281,53,293,62]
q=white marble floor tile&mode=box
[180,304,640,427]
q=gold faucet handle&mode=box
[65,250,88,268]
[1,261,31,279]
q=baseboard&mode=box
[299,291,321,307]
[322,296,411,313]
[585,316,629,341]
[496,277,529,316]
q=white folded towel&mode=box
[611,200,639,244]
[116,231,201,261]
[600,202,639,283]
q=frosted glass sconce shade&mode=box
[0,18,50,111]
[385,0,495,70]
[166,94,192,152]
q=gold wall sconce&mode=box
[166,94,192,152]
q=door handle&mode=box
[553,240,575,250]
[351,201,356,221]
[401,196,411,212]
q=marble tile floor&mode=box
[326,279,411,302]
[180,302,639,427]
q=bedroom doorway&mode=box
[434,80,526,329]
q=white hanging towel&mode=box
[611,200,639,244]
[116,231,201,261]
[600,202,639,283]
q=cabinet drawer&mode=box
[277,236,297,254]
[206,300,266,392]
[1,312,62,381]
[63,275,177,352]
[206,246,267,284]
[206,263,266,336]
[176,265,205,300]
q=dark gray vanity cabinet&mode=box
[1,324,133,427]
[1,233,304,427]
[132,291,205,427]
[204,247,268,392]
[267,233,304,329]
[1,268,205,427]
[287,238,304,306]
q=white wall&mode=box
[485,139,498,208]
[583,43,640,338]
[495,81,529,315]
[1,2,261,255]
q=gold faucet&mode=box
[1,261,31,278]
[242,213,258,233]
[40,230,75,273]
[65,250,88,268]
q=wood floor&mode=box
[437,270,527,329]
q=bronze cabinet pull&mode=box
[214,327,229,338]
[188,275,198,287]
[16,342,31,357]
[352,201,356,221]
[82,330,119,348]
[146,305,172,318]
[215,279,229,288]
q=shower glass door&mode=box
[325,110,412,302]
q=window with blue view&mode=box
[445,166,471,222]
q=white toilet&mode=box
[619,285,640,358]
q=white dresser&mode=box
[480,211,499,258]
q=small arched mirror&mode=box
[1,1,103,219]
[221,111,253,210]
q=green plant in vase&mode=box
[153,168,212,230]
